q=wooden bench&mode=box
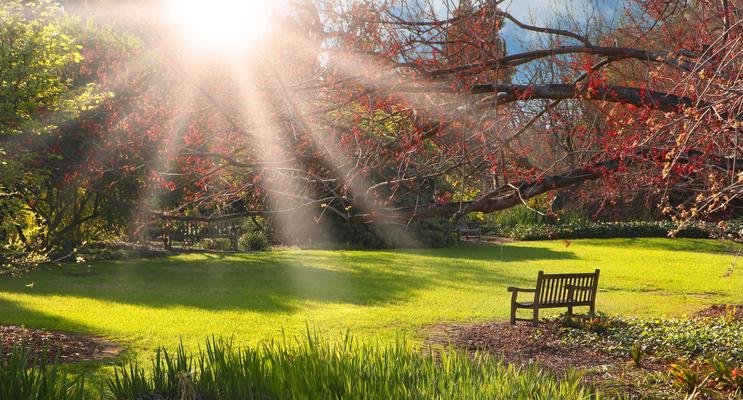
[157,221,241,251]
[507,269,600,325]
[454,221,482,241]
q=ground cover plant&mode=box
[561,313,743,364]
[561,313,743,398]
[434,310,743,399]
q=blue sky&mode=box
[499,0,625,52]
[431,0,626,53]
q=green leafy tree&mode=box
[0,0,106,271]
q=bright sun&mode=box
[165,0,273,52]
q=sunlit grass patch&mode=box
[0,238,738,359]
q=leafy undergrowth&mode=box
[560,312,743,398]
[561,312,743,364]
[428,309,743,399]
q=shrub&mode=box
[0,345,86,400]
[487,201,553,227]
[75,241,171,260]
[329,218,455,249]
[109,334,598,399]
[195,238,233,251]
[415,218,456,248]
[238,231,269,252]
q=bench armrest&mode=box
[507,287,536,293]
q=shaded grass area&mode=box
[0,238,739,361]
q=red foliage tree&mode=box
[32,0,741,244]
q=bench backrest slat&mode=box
[536,269,600,306]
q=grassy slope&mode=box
[0,238,739,359]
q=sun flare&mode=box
[165,0,273,52]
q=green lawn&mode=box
[0,238,740,360]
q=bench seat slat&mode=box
[514,301,594,309]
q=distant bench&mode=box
[507,269,600,325]
[454,221,482,241]
[158,221,240,251]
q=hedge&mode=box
[488,220,742,241]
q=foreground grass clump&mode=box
[108,334,598,400]
[0,346,85,400]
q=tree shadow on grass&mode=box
[402,243,579,263]
[0,244,577,314]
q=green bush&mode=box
[195,238,233,251]
[330,218,455,249]
[238,231,269,252]
[74,242,171,260]
[0,345,86,400]
[337,223,387,248]
[109,334,598,399]
[415,218,456,248]
[487,202,552,227]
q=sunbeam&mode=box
[62,0,510,247]
[267,60,425,247]
[228,59,333,245]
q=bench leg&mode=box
[532,308,539,326]
[567,305,573,316]
[510,291,517,325]
[589,303,596,317]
